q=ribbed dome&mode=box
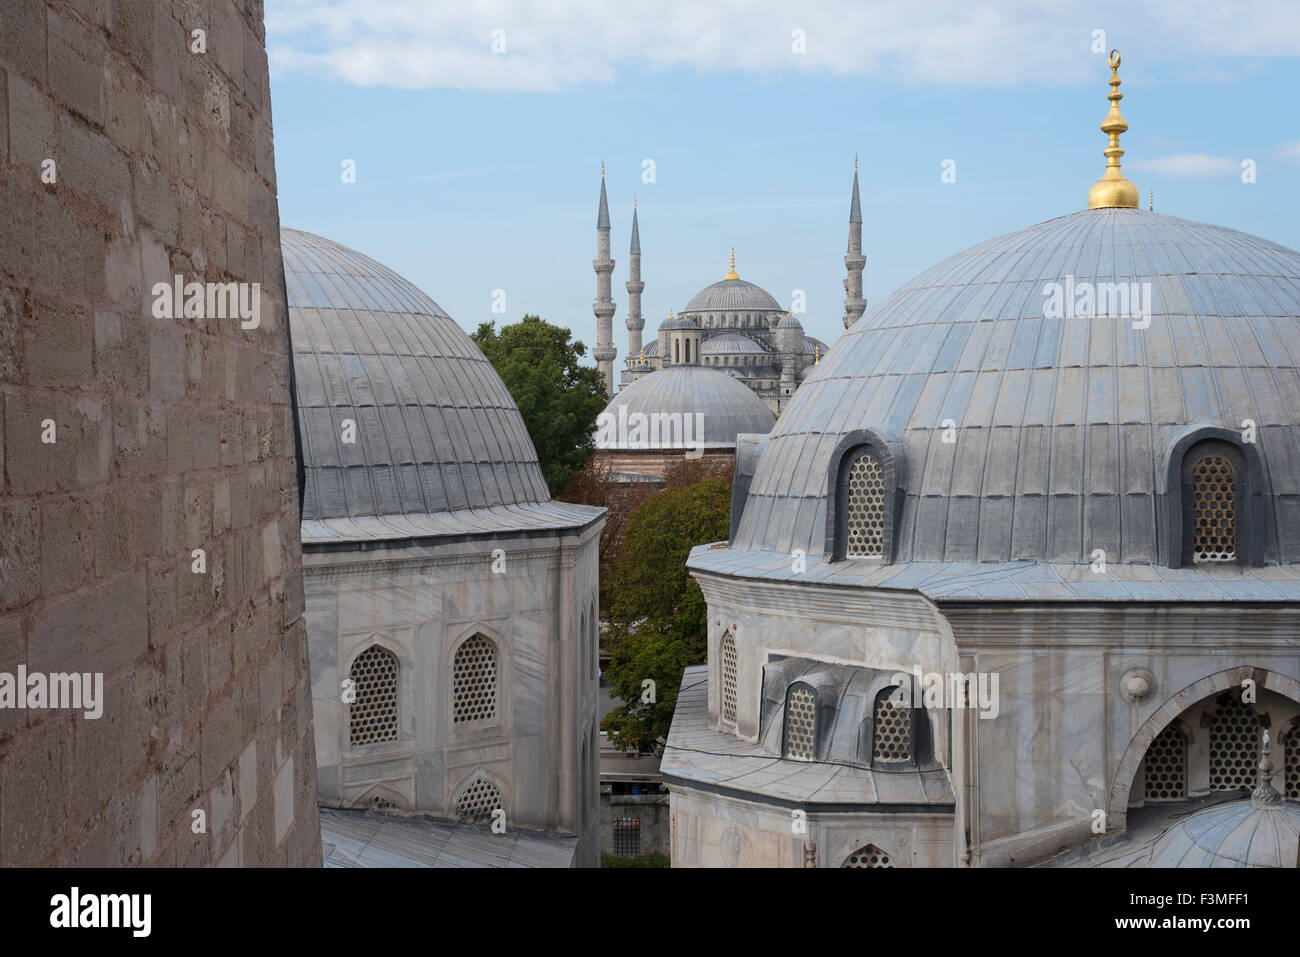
[597,365,774,450]
[684,278,783,313]
[802,336,828,356]
[1149,799,1300,867]
[284,229,550,522]
[702,333,771,355]
[775,313,803,329]
[660,314,699,330]
[733,207,1300,563]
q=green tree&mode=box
[600,477,732,751]
[472,315,608,494]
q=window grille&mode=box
[1209,697,1259,790]
[785,686,816,760]
[721,631,738,725]
[843,844,893,867]
[1143,725,1187,801]
[1286,724,1300,801]
[845,452,886,558]
[453,635,498,724]
[1191,453,1235,562]
[456,778,502,823]
[349,646,398,746]
[873,688,912,762]
[612,817,641,857]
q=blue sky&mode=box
[266,1,1300,363]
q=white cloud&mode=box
[1280,141,1300,160]
[265,0,1300,92]
[1129,153,1243,177]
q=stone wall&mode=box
[0,0,318,866]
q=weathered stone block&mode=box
[48,7,104,125]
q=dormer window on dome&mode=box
[784,684,817,760]
[826,430,906,563]
[1164,425,1266,568]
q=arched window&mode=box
[872,687,911,762]
[845,450,887,558]
[456,777,502,823]
[349,645,398,747]
[1143,724,1187,801]
[784,684,816,760]
[1209,696,1259,790]
[1189,449,1237,563]
[453,634,498,724]
[674,338,680,363]
[720,630,738,725]
[685,338,691,363]
[580,610,587,683]
[842,843,894,868]
[1285,721,1300,801]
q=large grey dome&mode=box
[684,277,783,313]
[597,365,774,450]
[1149,798,1300,867]
[284,229,550,523]
[732,207,1300,565]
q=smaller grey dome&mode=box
[702,333,771,356]
[1149,798,1300,867]
[684,278,783,313]
[775,313,803,329]
[596,365,774,450]
[802,335,827,355]
[660,314,698,331]
[640,340,659,358]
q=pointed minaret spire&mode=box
[842,158,866,329]
[592,165,616,395]
[623,199,644,385]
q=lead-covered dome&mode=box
[596,365,774,450]
[284,229,550,522]
[684,277,783,313]
[732,207,1300,564]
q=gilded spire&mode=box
[725,247,738,281]
[1149,189,1153,211]
[1087,50,1139,209]
[814,344,820,365]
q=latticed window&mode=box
[349,645,398,747]
[785,686,816,760]
[1190,453,1236,562]
[842,843,893,868]
[845,451,886,558]
[873,688,912,762]
[720,631,738,725]
[1209,697,1260,790]
[453,635,498,724]
[1143,725,1187,801]
[456,777,502,823]
[1286,724,1300,801]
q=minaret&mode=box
[842,156,866,330]
[592,164,617,396]
[623,197,644,386]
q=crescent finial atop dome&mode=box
[725,248,739,281]
[1087,49,1140,210]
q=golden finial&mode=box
[601,160,605,178]
[1148,189,1153,211]
[1087,50,1139,209]
[814,344,820,365]
[725,247,738,281]
[639,346,645,363]
[854,154,858,172]
[633,194,637,209]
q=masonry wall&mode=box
[0,0,319,866]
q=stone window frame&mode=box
[719,627,739,730]
[783,681,818,761]
[343,635,406,754]
[1163,424,1267,568]
[825,428,907,563]
[445,624,511,741]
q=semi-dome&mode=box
[1149,798,1300,867]
[702,333,771,356]
[684,277,783,314]
[731,207,1300,566]
[596,365,774,450]
[284,228,551,524]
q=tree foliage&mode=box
[471,315,608,494]
[598,476,732,751]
